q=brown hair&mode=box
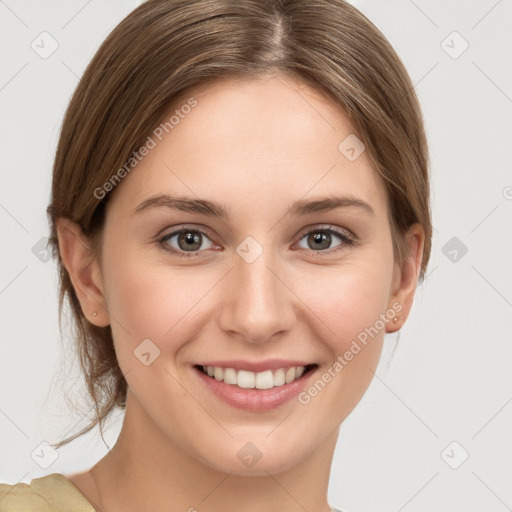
[47,0,431,448]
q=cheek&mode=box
[293,250,394,349]
[291,270,391,428]
[101,240,224,371]
[103,229,395,355]
[290,245,394,409]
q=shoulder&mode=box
[0,473,95,511]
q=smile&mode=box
[192,362,318,412]
[197,364,316,390]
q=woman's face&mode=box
[94,75,416,475]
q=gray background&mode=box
[1,1,511,511]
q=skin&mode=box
[58,74,424,512]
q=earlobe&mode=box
[55,218,110,327]
[386,224,425,333]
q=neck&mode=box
[90,390,338,512]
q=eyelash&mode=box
[156,224,356,259]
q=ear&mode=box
[386,223,425,333]
[55,217,110,327]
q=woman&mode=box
[0,0,431,510]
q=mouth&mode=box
[192,362,318,412]
[194,363,317,390]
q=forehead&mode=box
[107,75,387,219]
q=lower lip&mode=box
[193,366,316,412]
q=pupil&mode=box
[180,231,201,251]
[310,231,330,250]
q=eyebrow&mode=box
[133,193,375,219]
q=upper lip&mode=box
[194,359,315,373]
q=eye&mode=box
[158,227,216,257]
[295,225,355,253]
[157,224,355,258]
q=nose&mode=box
[218,245,295,345]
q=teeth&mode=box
[255,370,274,389]
[223,367,237,385]
[273,368,285,386]
[201,365,309,389]
[285,367,296,384]
[237,370,255,389]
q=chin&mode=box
[194,433,314,477]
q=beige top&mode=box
[0,473,345,511]
[0,473,95,511]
